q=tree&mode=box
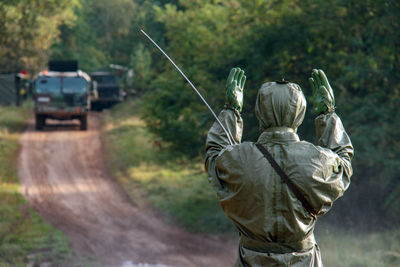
[0,0,78,73]
[139,0,400,225]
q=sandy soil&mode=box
[18,113,236,267]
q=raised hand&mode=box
[225,67,246,112]
[309,69,335,115]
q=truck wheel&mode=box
[35,115,45,130]
[80,115,87,131]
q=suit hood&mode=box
[255,82,306,132]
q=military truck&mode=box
[33,61,90,130]
[90,71,123,110]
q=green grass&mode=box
[102,99,235,233]
[316,223,400,267]
[0,102,96,266]
[102,98,400,267]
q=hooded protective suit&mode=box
[205,82,353,266]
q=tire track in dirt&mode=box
[18,113,236,267]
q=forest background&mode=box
[1,0,399,229]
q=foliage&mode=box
[0,0,79,73]
[136,0,400,225]
[130,43,153,93]
[315,221,400,267]
[51,0,137,72]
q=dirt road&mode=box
[18,114,236,267]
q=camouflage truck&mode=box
[90,71,124,110]
[33,61,90,130]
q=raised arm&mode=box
[309,69,353,176]
[308,69,354,215]
[205,68,246,183]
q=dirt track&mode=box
[17,113,236,267]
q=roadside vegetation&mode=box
[102,100,234,234]
[0,103,94,266]
[103,99,400,267]
[316,222,400,267]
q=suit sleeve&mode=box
[205,108,243,191]
[311,112,354,215]
[315,112,353,180]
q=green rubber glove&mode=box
[309,69,335,115]
[225,67,246,112]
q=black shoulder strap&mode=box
[255,143,317,219]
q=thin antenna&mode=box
[140,29,233,145]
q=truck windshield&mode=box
[92,75,116,84]
[63,77,88,93]
[35,77,61,93]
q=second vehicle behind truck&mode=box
[90,71,124,110]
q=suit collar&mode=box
[257,127,300,144]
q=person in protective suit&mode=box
[205,68,353,266]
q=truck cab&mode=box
[90,71,123,110]
[33,61,90,130]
